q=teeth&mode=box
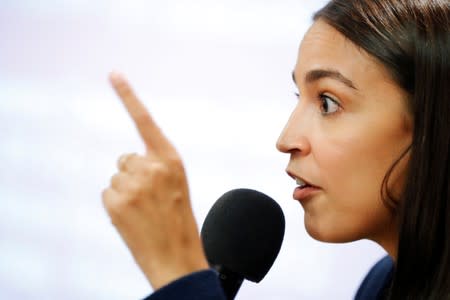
[296,177,306,187]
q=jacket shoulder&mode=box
[354,255,394,300]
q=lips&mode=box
[286,170,321,201]
[293,185,320,201]
[286,170,318,189]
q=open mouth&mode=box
[293,177,320,201]
[295,177,316,189]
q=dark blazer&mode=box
[144,255,394,300]
[354,255,394,300]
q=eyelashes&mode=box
[319,94,340,115]
[293,91,341,115]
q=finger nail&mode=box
[109,71,124,84]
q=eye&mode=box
[319,94,340,115]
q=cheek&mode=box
[306,140,395,242]
[313,132,386,195]
[308,121,409,236]
[321,140,387,198]
[313,109,411,197]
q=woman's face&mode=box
[277,20,412,254]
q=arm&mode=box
[143,270,226,300]
[102,72,209,290]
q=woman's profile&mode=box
[102,0,449,299]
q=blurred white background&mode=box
[0,1,386,299]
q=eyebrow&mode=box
[292,69,358,90]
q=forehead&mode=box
[295,20,386,87]
[295,19,412,123]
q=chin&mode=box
[304,216,361,243]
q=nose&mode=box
[276,104,311,155]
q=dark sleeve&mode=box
[354,255,394,300]
[142,269,226,300]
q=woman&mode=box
[102,0,449,299]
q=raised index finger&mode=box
[109,72,174,154]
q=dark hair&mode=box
[314,1,449,299]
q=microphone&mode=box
[200,188,285,299]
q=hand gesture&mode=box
[102,72,209,290]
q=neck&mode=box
[381,238,398,261]
[370,219,399,262]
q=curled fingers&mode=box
[117,152,139,173]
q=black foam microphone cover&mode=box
[200,188,285,299]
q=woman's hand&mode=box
[102,72,209,290]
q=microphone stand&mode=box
[213,265,244,300]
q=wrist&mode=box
[146,258,210,290]
[139,246,209,290]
